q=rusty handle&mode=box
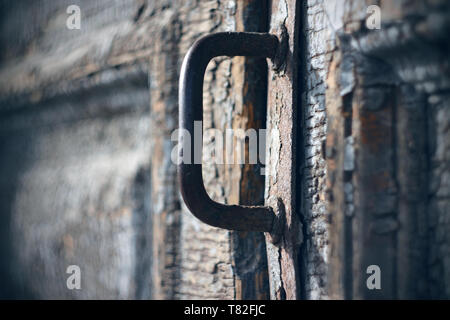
[178,32,278,232]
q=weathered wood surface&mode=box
[325,0,450,299]
[264,0,302,300]
[0,0,153,299]
[173,0,270,300]
[0,0,270,299]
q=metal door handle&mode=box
[178,32,283,233]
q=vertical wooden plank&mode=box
[175,0,271,299]
[149,8,181,299]
[325,46,347,299]
[231,0,270,300]
[396,85,428,299]
[351,84,398,299]
[265,0,302,300]
[326,33,399,299]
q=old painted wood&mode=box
[264,0,302,300]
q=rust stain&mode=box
[367,171,391,191]
[63,234,74,258]
[360,111,389,154]
[235,279,242,300]
[255,271,269,300]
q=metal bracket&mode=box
[178,32,285,235]
[272,24,289,73]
